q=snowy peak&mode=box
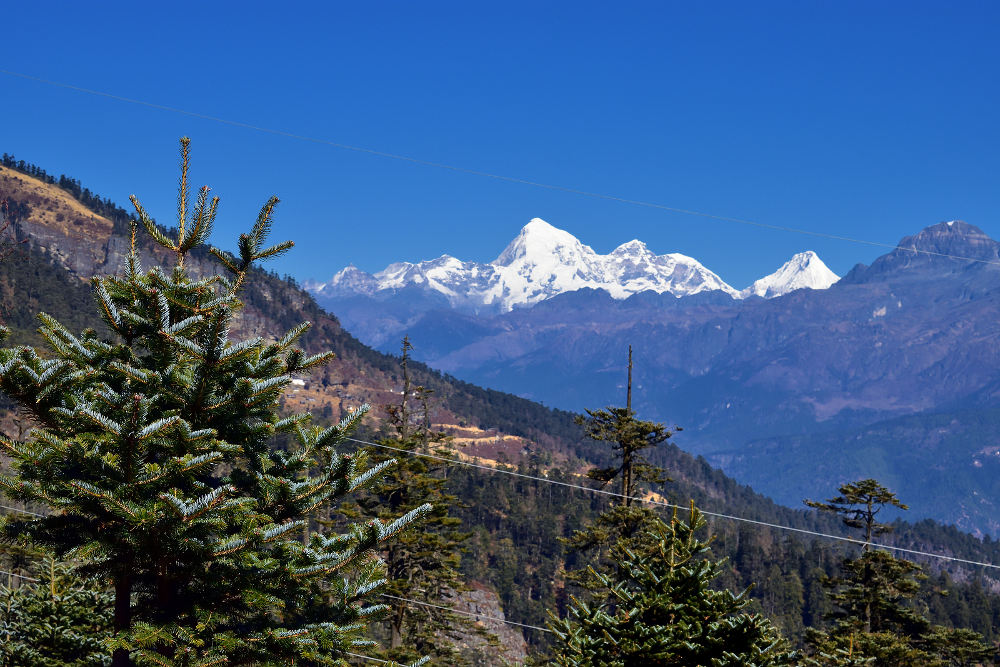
[494,218,596,266]
[305,264,378,298]
[742,251,839,298]
[610,239,651,257]
[308,218,837,311]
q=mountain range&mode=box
[310,219,1000,537]
[5,156,1000,652]
[306,217,839,312]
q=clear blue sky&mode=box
[2,1,998,289]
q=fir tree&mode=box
[0,554,113,666]
[343,337,487,665]
[0,139,429,666]
[804,478,908,550]
[548,504,794,666]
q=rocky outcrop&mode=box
[447,583,528,666]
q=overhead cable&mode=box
[0,504,45,517]
[1,68,997,267]
[345,437,1000,571]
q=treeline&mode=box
[2,153,134,236]
[444,452,1000,655]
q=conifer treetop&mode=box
[805,478,908,547]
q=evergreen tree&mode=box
[802,480,995,666]
[0,199,27,271]
[804,479,908,550]
[548,504,794,666]
[0,139,428,666]
[575,348,674,507]
[0,555,113,666]
[344,337,487,665]
[564,347,677,585]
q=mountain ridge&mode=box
[4,154,1000,652]
[310,218,1000,536]
[308,217,840,311]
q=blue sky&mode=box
[2,1,999,289]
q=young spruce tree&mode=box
[0,554,113,666]
[0,139,428,666]
[550,504,794,666]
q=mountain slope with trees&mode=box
[312,219,1000,536]
[2,153,1000,661]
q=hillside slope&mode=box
[312,221,1000,536]
[3,156,1000,653]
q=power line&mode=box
[0,504,45,517]
[344,652,391,664]
[2,68,998,268]
[344,437,1000,572]
[380,593,550,633]
[0,568,38,583]
[2,436,997,571]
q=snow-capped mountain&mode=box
[308,218,838,311]
[740,251,839,298]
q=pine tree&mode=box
[0,139,429,666]
[343,337,487,665]
[0,554,113,666]
[548,504,795,666]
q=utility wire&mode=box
[344,652,391,664]
[2,68,998,268]
[0,568,38,583]
[1,436,997,571]
[380,593,550,633]
[0,504,45,517]
[345,437,1000,571]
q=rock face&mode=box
[1,166,115,275]
[309,217,838,312]
[447,584,528,666]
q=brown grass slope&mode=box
[0,164,583,461]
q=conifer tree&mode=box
[575,346,674,508]
[343,337,486,665]
[0,554,113,666]
[0,139,428,666]
[564,347,677,586]
[549,504,794,666]
[802,479,994,666]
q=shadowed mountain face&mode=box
[318,221,1000,535]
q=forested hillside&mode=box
[2,154,999,661]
